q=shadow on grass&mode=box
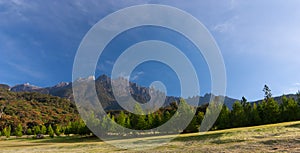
[260,138,300,145]
[33,134,168,144]
[211,139,245,144]
[131,137,174,145]
[3,143,49,148]
[173,132,225,142]
[33,136,102,143]
[285,123,300,128]
[260,140,278,145]
[173,131,247,145]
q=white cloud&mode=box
[213,22,233,33]
[212,16,239,33]
[131,71,144,81]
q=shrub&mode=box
[15,124,23,137]
[47,125,54,138]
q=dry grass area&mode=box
[1,121,300,153]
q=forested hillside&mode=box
[0,87,79,136]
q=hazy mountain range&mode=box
[2,75,298,110]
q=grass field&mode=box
[1,121,300,153]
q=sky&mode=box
[1,0,300,101]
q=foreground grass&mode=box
[1,121,300,153]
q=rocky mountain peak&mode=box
[54,82,70,88]
[10,83,41,92]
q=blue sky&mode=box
[1,0,300,101]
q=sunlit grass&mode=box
[1,121,300,152]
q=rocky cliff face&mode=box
[6,75,239,110]
[10,83,41,92]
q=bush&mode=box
[3,126,11,138]
[15,124,23,137]
[41,125,47,135]
[47,125,54,138]
[54,125,61,136]
[33,126,41,135]
[26,128,33,135]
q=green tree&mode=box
[71,121,79,134]
[131,104,146,130]
[125,115,131,129]
[3,126,11,138]
[54,125,61,136]
[243,102,252,126]
[64,122,72,136]
[241,96,247,107]
[79,123,90,136]
[47,125,54,138]
[177,99,196,132]
[33,126,41,135]
[296,90,300,106]
[263,98,280,124]
[147,113,154,129]
[231,101,246,127]
[280,96,299,121]
[100,114,117,135]
[163,111,171,123]
[15,123,23,137]
[86,112,100,134]
[251,103,261,125]
[153,113,162,128]
[160,111,172,133]
[184,115,199,133]
[216,105,231,129]
[117,111,126,127]
[101,115,109,134]
[26,128,33,135]
[41,125,47,135]
[196,111,204,125]
[263,85,272,100]
[109,115,116,133]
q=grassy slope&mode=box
[1,121,300,153]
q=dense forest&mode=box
[0,87,80,137]
[0,85,300,138]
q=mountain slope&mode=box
[10,83,41,92]
[6,75,239,110]
[0,88,79,130]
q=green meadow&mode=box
[1,121,299,153]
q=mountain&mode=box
[5,75,239,110]
[10,83,41,92]
[10,82,73,100]
[252,94,299,105]
[186,93,240,109]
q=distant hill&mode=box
[0,87,79,129]
[252,94,299,105]
[10,83,41,92]
[0,84,9,90]
[10,82,73,100]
